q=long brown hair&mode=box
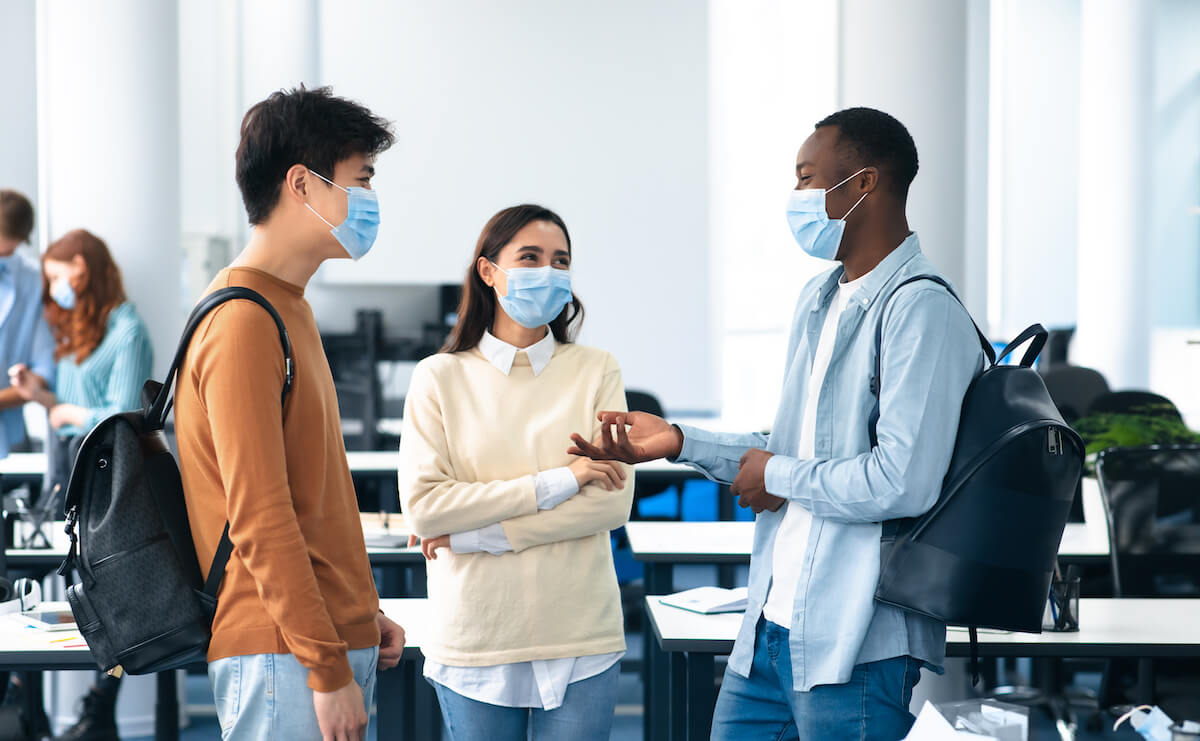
[441,204,584,353]
[43,229,127,362]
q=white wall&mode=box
[311,0,715,411]
[839,0,970,295]
[988,0,1081,339]
[708,0,837,430]
[0,0,39,245]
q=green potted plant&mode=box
[1072,403,1200,474]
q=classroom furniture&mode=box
[0,599,435,741]
[1087,390,1184,421]
[1040,365,1109,422]
[645,597,1200,741]
[1096,444,1200,710]
[626,477,1111,741]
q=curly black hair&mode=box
[236,85,394,225]
[815,107,918,197]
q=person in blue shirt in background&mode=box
[9,227,152,741]
[570,108,985,740]
[0,190,56,461]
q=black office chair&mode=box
[1040,365,1109,423]
[624,390,681,521]
[1087,391,1183,422]
[1095,445,1200,717]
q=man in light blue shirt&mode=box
[0,190,55,459]
[570,108,984,739]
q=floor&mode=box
[111,564,1165,740]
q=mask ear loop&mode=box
[839,189,870,220]
[1113,705,1154,732]
[826,167,870,220]
[303,167,346,229]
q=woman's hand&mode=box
[48,404,88,430]
[8,364,41,401]
[567,457,627,491]
[406,534,451,560]
[568,411,684,464]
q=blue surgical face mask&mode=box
[1114,705,1176,741]
[785,167,869,261]
[491,263,573,329]
[51,278,76,310]
[305,169,380,260]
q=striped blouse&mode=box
[54,302,153,437]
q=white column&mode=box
[709,0,838,428]
[0,0,39,244]
[38,0,181,377]
[240,0,320,112]
[1074,0,1153,389]
[838,0,970,294]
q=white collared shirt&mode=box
[424,327,624,709]
[477,328,557,377]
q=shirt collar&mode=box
[478,329,557,377]
[817,231,923,309]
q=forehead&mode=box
[796,126,841,168]
[504,220,569,250]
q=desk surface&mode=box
[0,600,432,670]
[626,478,1110,561]
[0,450,706,478]
[646,597,1200,658]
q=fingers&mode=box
[604,459,628,482]
[421,540,437,560]
[599,462,620,490]
[406,534,418,548]
[615,415,631,449]
[569,433,612,460]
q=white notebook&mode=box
[659,586,748,615]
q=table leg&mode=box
[717,484,734,522]
[154,670,179,741]
[686,652,715,741]
[380,656,440,741]
[1135,658,1155,706]
[668,652,687,741]
[644,564,674,741]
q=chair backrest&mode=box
[1039,365,1109,422]
[1087,390,1182,422]
[1096,444,1200,597]
[625,390,665,417]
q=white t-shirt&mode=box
[763,270,868,627]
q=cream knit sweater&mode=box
[398,342,634,666]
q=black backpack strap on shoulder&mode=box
[147,287,295,603]
[146,286,295,430]
[867,274,994,449]
[203,522,235,605]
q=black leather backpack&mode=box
[868,275,1085,677]
[58,287,293,675]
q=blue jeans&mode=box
[208,646,379,740]
[430,662,620,741]
[711,619,922,741]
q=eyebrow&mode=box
[359,164,375,177]
[516,245,544,254]
[796,161,812,171]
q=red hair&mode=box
[42,229,127,362]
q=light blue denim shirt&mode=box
[0,253,56,458]
[675,233,984,692]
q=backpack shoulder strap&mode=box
[148,287,296,603]
[867,274,994,448]
[146,286,295,428]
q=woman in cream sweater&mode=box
[399,204,635,740]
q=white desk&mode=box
[0,600,436,741]
[646,597,1200,741]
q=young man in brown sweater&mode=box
[174,86,404,741]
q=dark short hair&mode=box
[236,86,394,225]
[442,204,584,354]
[815,107,918,197]
[0,190,35,243]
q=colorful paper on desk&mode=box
[659,586,748,614]
[904,702,998,740]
